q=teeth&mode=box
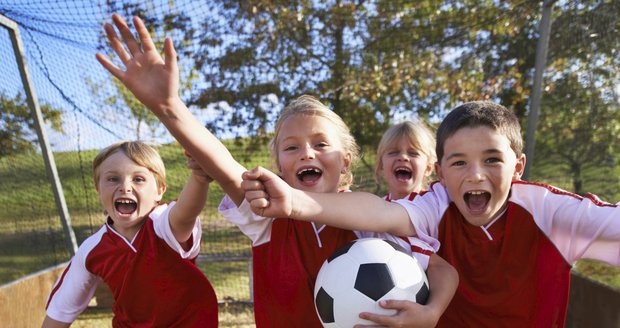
[116,199,136,204]
[468,191,485,195]
[395,167,411,173]
[298,168,321,174]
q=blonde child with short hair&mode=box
[42,141,217,327]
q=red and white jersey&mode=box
[46,202,218,327]
[395,181,620,328]
[219,194,436,327]
[220,195,357,327]
[356,192,436,269]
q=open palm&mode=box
[96,14,179,112]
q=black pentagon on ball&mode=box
[354,263,394,301]
[315,287,335,323]
[382,239,410,255]
[416,282,430,305]
[327,240,357,263]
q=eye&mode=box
[408,151,420,157]
[451,160,466,167]
[315,142,329,149]
[133,176,146,183]
[485,157,501,164]
[283,145,297,151]
[106,176,119,182]
[387,150,399,156]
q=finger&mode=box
[245,190,269,202]
[377,299,411,310]
[186,159,201,170]
[112,14,142,56]
[95,53,125,81]
[164,38,178,71]
[103,23,132,63]
[357,312,393,326]
[249,198,270,210]
[241,180,266,192]
[241,167,261,180]
[133,16,156,52]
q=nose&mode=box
[466,164,485,183]
[397,151,409,161]
[300,145,315,160]
[118,180,133,193]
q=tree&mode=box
[0,92,64,157]
[189,1,544,146]
[536,72,619,195]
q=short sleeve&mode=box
[151,202,202,259]
[393,183,450,251]
[218,195,274,246]
[45,230,104,323]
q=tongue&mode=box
[301,172,321,183]
[395,171,412,181]
[116,202,137,214]
[467,193,488,212]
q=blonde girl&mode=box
[375,120,436,200]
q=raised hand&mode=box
[96,14,180,113]
[241,166,294,218]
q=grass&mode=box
[73,302,256,327]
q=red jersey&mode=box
[220,196,357,327]
[46,202,218,327]
[396,181,620,327]
[219,194,436,327]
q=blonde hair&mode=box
[270,95,360,189]
[374,120,436,182]
[93,140,166,190]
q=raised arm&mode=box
[96,14,246,204]
[242,166,415,236]
[168,155,212,245]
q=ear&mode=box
[513,154,526,180]
[435,162,446,186]
[423,160,434,178]
[341,152,353,174]
[156,183,167,202]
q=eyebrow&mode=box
[444,148,503,161]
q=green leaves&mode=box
[0,92,63,157]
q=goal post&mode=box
[0,13,78,256]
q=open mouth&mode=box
[115,198,137,215]
[464,191,490,213]
[297,167,322,184]
[393,167,412,181]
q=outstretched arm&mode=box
[356,254,458,328]
[168,155,212,245]
[242,166,415,235]
[96,14,246,204]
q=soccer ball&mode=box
[314,238,429,327]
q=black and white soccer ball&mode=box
[314,238,429,327]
